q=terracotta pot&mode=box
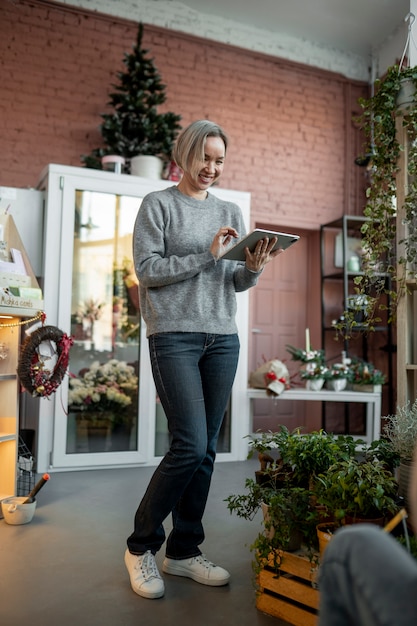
[316,522,336,557]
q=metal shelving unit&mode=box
[320,215,395,433]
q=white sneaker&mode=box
[162,554,230,586]
[124,549,165,599]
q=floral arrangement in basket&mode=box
[68,359,138,421]
[347,358,385,386]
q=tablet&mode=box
[220,229,300,261]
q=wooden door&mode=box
[249,226,322,433]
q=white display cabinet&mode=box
[36,165,251,472]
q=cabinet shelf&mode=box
[0,432,16,442]
[320,215,395,425]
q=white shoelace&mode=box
[138,551,161,580]
[193,554,215,569]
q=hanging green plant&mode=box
[336,63,417,337]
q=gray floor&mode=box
[1,459,291,626]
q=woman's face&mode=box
[183,135,226,194]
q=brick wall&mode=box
[0,0,368,229]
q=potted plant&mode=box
[324,362,351,391]
[383,399,417,506]
[300,363,329,391]
[81,23,182,177]
[337,62,417,335]
[315,457,399,527]
[245,428,294,487]
[225,477,320,574]
[347,357,386,392]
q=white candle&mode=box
[305,328,310,352]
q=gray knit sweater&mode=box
[133,185,261,337]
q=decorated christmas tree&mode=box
[82,23,182,171]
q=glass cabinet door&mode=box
[66,190,141,455]
[38,165,250,472]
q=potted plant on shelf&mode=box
[300,363,329,391]
[81,23,182,177]
[337,60,417,335]
[383,399,417,508]
[324,362,351,391]
[347,357,385,392]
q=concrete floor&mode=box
[1,459,291,626]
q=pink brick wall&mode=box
[0,0,368,229]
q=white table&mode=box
[247,388,382,443]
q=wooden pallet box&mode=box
[256,549,320,626]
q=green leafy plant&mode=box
[364,437,400,473]
[315,458,399,523]
[225,479,319,574]
[337,64,417,335]
[286,430,359,488]
[82,23,182,171]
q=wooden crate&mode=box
[256,550,320,626]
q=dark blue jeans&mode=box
[127,332,240,558]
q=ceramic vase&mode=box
[306,378,324,391]
[326,378,347,392]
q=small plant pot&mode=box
[316,522,336,557]
[130,155,163,179]
[306,378,324,391]
[326,378,347,392]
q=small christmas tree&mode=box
[82,23,182,171]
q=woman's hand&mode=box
[245,237,283,272]
[210,226,239,260]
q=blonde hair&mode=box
[172,120,228,179]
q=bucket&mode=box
[1,496,37,525]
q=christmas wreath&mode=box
[18,325,74,398]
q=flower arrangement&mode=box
[300,364,329,380]
[74,299,105,324]
[286,344,325,364]
[324,363,351,380]
[347,358,385,386]
[68,359,138,417]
